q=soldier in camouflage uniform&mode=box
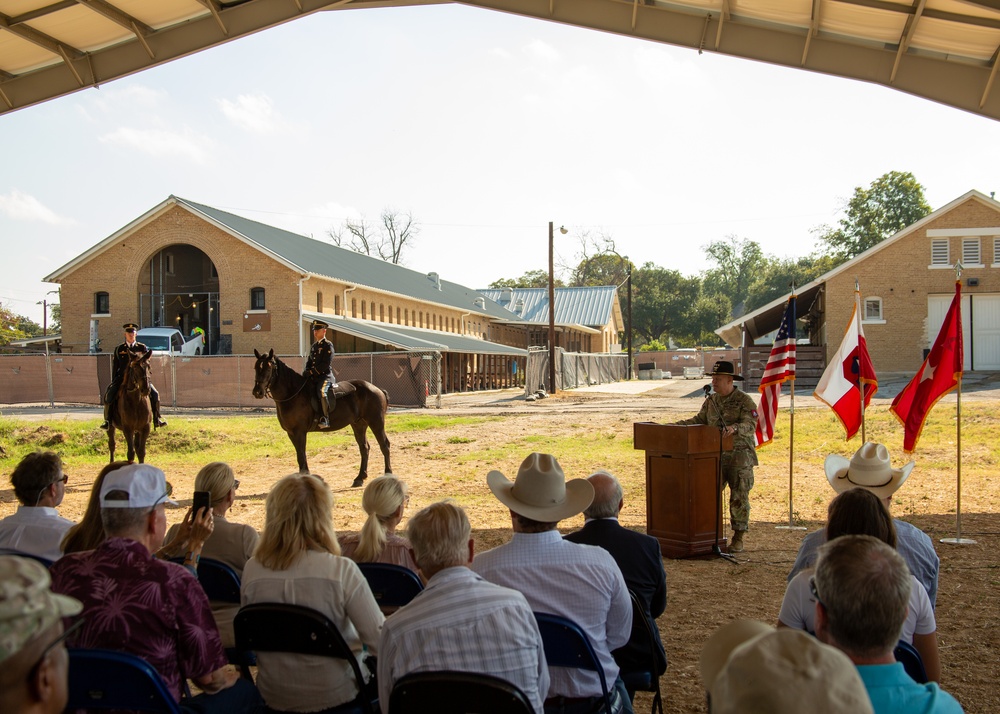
[675,361,758,553]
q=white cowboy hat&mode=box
[487,453,594,523]
[824,442,915,499]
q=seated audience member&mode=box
[49,463,260,714]
[0,556,82,714]
[378,500,549,713]
[778,488,941,681]
[700,619,873,714]
[164,462,258,647]
[564,470,667,695]
[339,474,418,573]
[60,461,128,554]
[814,535,963,713]
[0,451,75,561]
[789,442,939,607]
[242,473,384,714]
[471,453,633,714]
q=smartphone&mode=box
[192,490,211,518]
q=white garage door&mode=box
[927,294,1000,371]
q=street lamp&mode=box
[548,222,567,394]
[36,290,59,336]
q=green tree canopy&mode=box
[0,303,41,346]
[487,269,562,289]
[630,263,701,346]
[701,235,765,319]
[815,170,931,261]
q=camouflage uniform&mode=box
[676,387,759,531]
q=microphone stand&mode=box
[702,385,738,565]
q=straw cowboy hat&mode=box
[487,453,594,522]
[824,442,915,499]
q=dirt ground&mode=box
[2,383,998,713]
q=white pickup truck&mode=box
[136,327,204,356]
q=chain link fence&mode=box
[0,352,443,409]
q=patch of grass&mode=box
[446,436,474,444]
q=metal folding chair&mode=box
[534,612,614,714]
[388,670,535,714]
[356,562,423,611]
[66,648,181,713]
[894,639,929,684]
[614,590,665,714]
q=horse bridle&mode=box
[261,355,308,403]
[124,359,150,395]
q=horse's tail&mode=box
[380,387,390,405]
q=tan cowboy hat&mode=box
[824,442,915,499]
[487,453,594,523]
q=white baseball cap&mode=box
[100,463,178,509]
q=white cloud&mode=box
[218,92,283,134]
[0,190,74,225]
[489,47,513,60]
[75,84,169,121]
[98,127,213,164]
[523,39,561,63]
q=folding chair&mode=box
[0,547,54,568]
[614,590,665,714]
[357,562,423,612]
[169,556,256,679]
[234,602,376,714]
[534,612,614,714]
[894,640,929,684]
[65,648,181,713]
[388,670,535,714]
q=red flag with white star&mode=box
[891,281,964,452]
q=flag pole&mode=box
[855,280,866,443]
[942,272,975,545]
[776,287,804,531]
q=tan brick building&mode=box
[717,190,1000,375]
[44,196,623,366]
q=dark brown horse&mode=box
[109,351,152,463]
[252,348,391,487]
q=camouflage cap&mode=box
[0,556,82,663]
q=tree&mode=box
[565,232,630,287]
[701,235,765,318]
[815,171,931,261]
[488,270,563,289]
[328,208,419,265]
[0,303,40,346]
[744,254,831,313]
[630,263,701,346]
[48,301,61,334]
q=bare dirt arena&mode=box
[3,377,998,713]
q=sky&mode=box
[2,3,999,327]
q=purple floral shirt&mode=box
[50,537,227,701]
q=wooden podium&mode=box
[633,422,733,558]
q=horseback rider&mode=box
[100,323,167,430]
[305,319,335,428]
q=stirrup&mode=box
[100,420,110,430]
[318,417,330,428]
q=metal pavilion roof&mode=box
[479,286,618,331]
[1,0,999,120]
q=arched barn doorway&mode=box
[139,244,220,354]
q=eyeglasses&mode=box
[34,474,68,505]
[28,618,84,681]
[809,576,825,609]
[232,479,240,491]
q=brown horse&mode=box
[109,351,152,463]
[252,348,391,487]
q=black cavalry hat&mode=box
[708,360,743,381]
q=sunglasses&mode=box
[28,618,84,681]
[233,479,240,491]
[809,576,825,609]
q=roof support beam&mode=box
[982,45,1000,108]
[802,0,822,66]
[75,0,153,35]
[715,0,730,50]
[891,0,927,84]
[194,0,229,36]
[0,12,85,61]
[9,1,76,24]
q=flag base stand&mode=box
[940,537,977,545]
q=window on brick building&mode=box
[380,304,384,322]
[352,299,357,318]
[863,297,884,322]
[361,301,366,319]
[250,287,265,310]
[396,307,401,324]
[930,239,949,266]
[334,295,340,315]
[316,292,323,313]
[94,292,110,315]
[963,238,982,266]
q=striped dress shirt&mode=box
[471,530,631,699]
[377,567,549,713]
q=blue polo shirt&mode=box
[857,663,963,714]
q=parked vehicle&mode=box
[682,366,704,379]
[136,327,204,356]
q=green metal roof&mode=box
[176,197,520,321]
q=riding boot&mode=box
[319,389,330,428]
[100,401,111,430]
[150,392,167,429]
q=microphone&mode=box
[702,384,711,397]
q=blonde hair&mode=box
[407,500,470,576]
[255,473,340,571]
[195,462,235,505]
[354,475,407,563]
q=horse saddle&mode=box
[312,381,357,415]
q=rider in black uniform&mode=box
[305,319,335,428]
[100,323,167,430]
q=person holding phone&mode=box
[164,462,258,648]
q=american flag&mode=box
[755,296,797,447]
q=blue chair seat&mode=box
[66,648,181,713]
